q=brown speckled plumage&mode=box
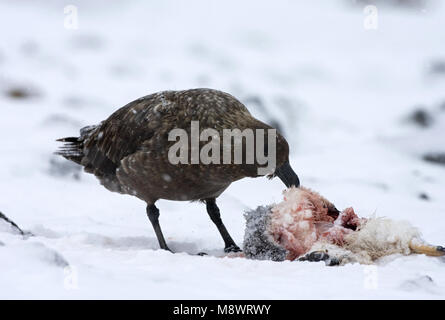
[57,88,299,252]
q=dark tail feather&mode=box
[56,137,79,143]
[55,136,84,165]
[56,124,100,165]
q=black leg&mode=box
[205,198,241,253]
[146,204,172,252]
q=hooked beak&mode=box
[275,161,300,188]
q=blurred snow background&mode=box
[0,0,445,299]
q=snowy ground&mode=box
[1,0,445,299]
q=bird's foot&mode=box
[298,250,340,266]
[159,246,174,254]
[224,244,242,253]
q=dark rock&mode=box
[4,85,40,100]
[5,88,31,99]
[0,211,32,237]
[418,193,430,200]
[406,108,433,128]
[429,60,445,75]
[423,152,445,166]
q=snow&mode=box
[1,0,445,299]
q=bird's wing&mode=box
[81,93,176,176]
